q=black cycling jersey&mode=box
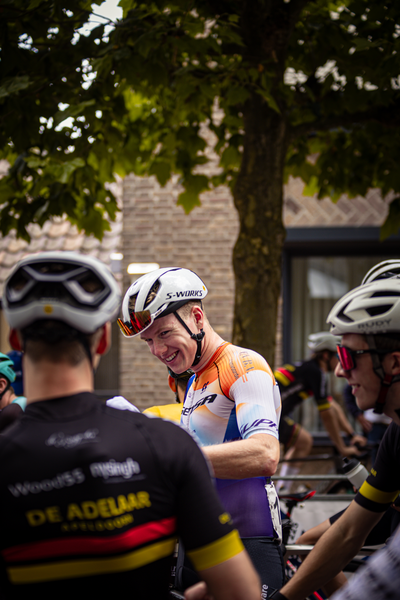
[356,421,400,513]
[0,392,242,599]
[274,359,330,418]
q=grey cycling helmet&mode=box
[119,267,208,367]
[308,332,338,353]
[3,251,121,334]
[327,279,400,413]
[361,260,400,285]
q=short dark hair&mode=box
[22,321,103,366]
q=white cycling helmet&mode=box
[3,251,121,334]
[327,279,400,414]
[118,267,208,366]
[307,332,338,353]
[361,259,400,285]
[327,279,400,336]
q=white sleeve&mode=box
[106,396,140,413]
[230,369,281,440]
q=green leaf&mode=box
[49,159,85,184]
[303,176,320,197]
[149,161,172,187]
[220,145,241,169]
[0,76,32,100]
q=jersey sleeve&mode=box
[355,422,400,513]
[223,348,281,440]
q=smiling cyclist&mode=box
[119,266,284,597]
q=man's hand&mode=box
[184,581,213,600]
[350,433,367,447]
[341,445,362,458]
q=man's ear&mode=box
[9,329,22,351]
[191,305,204,330]
[389,351,400,376]
[95,322,112,356]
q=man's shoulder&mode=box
[217,342,270,368]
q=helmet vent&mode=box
[371,291,400,298]
[367,305,392,317]
[338,302,353,323]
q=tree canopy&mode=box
[1,0,400,360]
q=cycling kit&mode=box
[180,341,284,596]
[0,392,242,599]
[356,421,400,513]
[332,521,400,600]
[274,359,330,448]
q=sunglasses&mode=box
[117,305,166,338]
[336,344,392,371]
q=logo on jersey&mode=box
[240,418,278,436]
[90,458,141,481]
[202,382,209,392]
[45,429,99,449]
[181,394,217,416]
[8,468,85,498]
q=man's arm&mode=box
[202,433,280,479]
[185,550,261,600]
[329,399,367,447]
[320,408,361,457]
[280,501,383,600]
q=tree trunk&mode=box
[232,93,287,365]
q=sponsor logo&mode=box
[166,290,203,300]
[25,492,152,532]
[240,418,277,436]
[201,382,209,392]
[262,585,268,600]
[8,469,85,498]
[181,394,217,416]
[45,429,99,449]
[90,458,141,481]
[358,319,391,329]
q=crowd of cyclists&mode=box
[0,253,400,599]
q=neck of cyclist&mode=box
[190,320,225,374]
[14,324,110,404]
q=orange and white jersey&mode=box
[181,342,281,446]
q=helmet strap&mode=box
[173,312,205,367]
[367,335,396,414]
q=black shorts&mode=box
[279,416,302,451]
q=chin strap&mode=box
[367,335,397,414]
[173,312,205,367]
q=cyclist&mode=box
[119,266,284,597]
[276,277,400,600]
[0,352,27,433]
[0,252,260,600]
[275,332,365,492]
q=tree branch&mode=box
[289,101,400,141]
